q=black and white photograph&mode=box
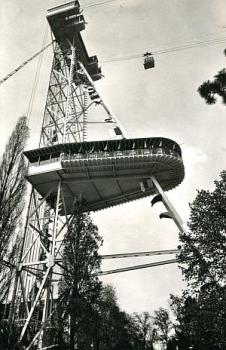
[0,1,226,349]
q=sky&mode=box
[0,0,226,315]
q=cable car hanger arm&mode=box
[78,60,128,138]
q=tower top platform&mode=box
[47,0,102,81]
[24,137,184,213]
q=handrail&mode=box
[24,137,182,162]
[60,147,181,162]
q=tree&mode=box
[57,201,103,350]
[0,116,29,304]
[92,285,155,350]
[153,308,173,349]
[170,170,226,349]
[178,171,226,288]
[170,286,226,350]
[92,285,131,350]
[198,49,226,105]
[130,312,154,350]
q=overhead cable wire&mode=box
[101,36,226,63]
[83,0,120,8]
[1,23,225,88]
[0,40,53,86]
[102,36,226,63]
[154,36,226,56]
[27,27,49,121]
[145,29,226,51]
[1,34,225,86]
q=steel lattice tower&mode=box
[8,2,126,348]
[7,1,185,349]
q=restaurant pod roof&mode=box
[24,137,185,212]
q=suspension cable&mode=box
[0,40,53,86]
[83,0,120,8]
[0,34,225,87]
[27,27,49,121]
[102,36,226,63]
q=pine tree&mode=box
[58,201,103,350]
[198,50,226,106]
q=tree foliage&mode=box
[169,171,226,349]
[0,116,29,304]
[179,171,226,288]
[96,285,132,350]
[46,202,157,350]
[130,312,154,350]
[170,285,226,350]
[153,308,173,349]
[95,287,154,350]
[57,202,103,350]
[198,49,226,105]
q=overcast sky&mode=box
[1,0,226,314]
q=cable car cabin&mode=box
[114,127,122,136]
[143,53,155,70]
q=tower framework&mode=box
[7,1,186,349]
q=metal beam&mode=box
[98,258,179,276]
[101,249,179,259]
[151,176,186,233]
